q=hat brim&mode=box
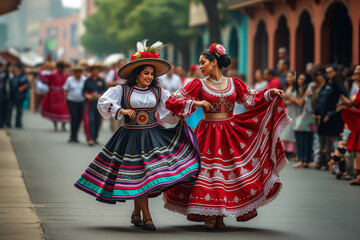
[117,58,171,79]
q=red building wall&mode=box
[38,14,80,62]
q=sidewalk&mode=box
[0,129,44,239]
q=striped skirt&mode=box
[74,123,200,203]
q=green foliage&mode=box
[81,0,195,56]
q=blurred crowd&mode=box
[254,47,360,186]
[0,48,359,185]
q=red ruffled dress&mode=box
[163,77,291,221]
[342,90,360,150]
[39,71,71,122]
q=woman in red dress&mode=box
[342,65,360,185]
[163,43,290,229]
[40,60,71,131]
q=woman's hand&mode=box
[270,89,285,99]
[193,100,213,111]
[120,109,136,120]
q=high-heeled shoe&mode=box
[204,216,216,229]
[215,216,225,229]
[131,213,142,227]
[142,218,156,231]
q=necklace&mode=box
[207,75,225,88]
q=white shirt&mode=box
[97,85,179,128]
[158,73,182,94]
[254,81,268,90]
[63,75,87,102]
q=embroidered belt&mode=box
[204,112,233,119]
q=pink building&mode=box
[38,14,80,62]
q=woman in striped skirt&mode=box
[74,41,200,231]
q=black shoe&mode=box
[142,219,156,231]
[131,213,142,227]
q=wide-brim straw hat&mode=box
[78,59,89,67]
[117,58,171,79]
[71,65,84,72]
[87,62,105,71]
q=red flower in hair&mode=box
[209,44,217,53]
[140,51,152,58]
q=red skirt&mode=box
[41,89,70,122]
[163,97,290,221]
[342,108,360,151]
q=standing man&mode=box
[0,58,9,128]
[277,58,290,89]
[83,62,107,146]
[63,65,86,143]
[264,69,282,90]
[6,62,30,128]
[158,64,181,94]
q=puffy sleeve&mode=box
[38,71,51,84]
[97,85,123,120]
[165,79,202,118]
[157,88,181,128]
[233,77,273,110]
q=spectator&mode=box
[158,64,181,93]
[342,65,360,185]
[175,65,187,87]
[292,73,315,168]
[5,62,30,128]
[254,69,267,90]
[0,58,9,128]
[306,62,314,75]
[278,47,288,61]
[83,62,107,146]
[63,65,86,143]
[281,71,298,159]
[278,58,290,88]
[264,69,282,89]
[184,64,201,87]
[105,58,127,88]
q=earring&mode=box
[136,78,139,83]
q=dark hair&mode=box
[297,73,312,97]
[126,65,159,87]
[326,64,341,85]
[265,69,275,76]
[285,70,297,92]
[14,62,24,70]
[279,58,290,68]
[201,50,231,70]
[56,62,65,70]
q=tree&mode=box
[200,0,221,44]
[81,0,195,67]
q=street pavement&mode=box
[5,111,360,240]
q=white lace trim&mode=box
[163,165,286,217]
[200,78,235,97]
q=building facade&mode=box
[226,0,360,83]
[38,14,80,62]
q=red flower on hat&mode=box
[209,44,217,53]
[140,51,152,58]
[151,52,160,58]
[130,55,137,61]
